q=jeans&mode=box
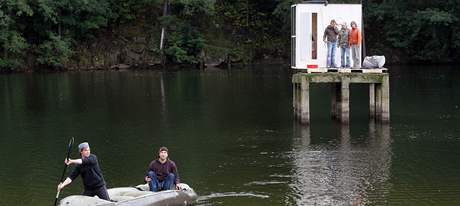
[147,171,176,192]
[326,41,337,68]
[340,46,351,67]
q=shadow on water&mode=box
[290,122,392,206]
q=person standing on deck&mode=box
[323,19,339,68]
[57,142,110,200]
[145,147,181,192]
[338,22,351,68]
[349,21,362,68]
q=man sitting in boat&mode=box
[57,142,110,200]
[145,146,181,192]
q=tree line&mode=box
[1,0,459,72]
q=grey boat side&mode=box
[59,183,197,206]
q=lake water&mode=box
[1,65,460,205]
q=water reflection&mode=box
[291,122,392,205]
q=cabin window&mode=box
[311,13,317,60]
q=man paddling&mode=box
[57,142,110,200]
[145,146,181,191]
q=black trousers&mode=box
[83,185,110,200]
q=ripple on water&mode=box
[197,192,270,202]
[269,174,293,178]
[244,180,288,186]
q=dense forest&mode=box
[1,0,459,72]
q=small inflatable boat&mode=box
[58,183,197,206]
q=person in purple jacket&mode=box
[145,146,181,192]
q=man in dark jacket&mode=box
[323,19,339,68]
[57,142,110,200]
[145,146,180,192]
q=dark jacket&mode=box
[147,159,180,185]
[323,25,339,42]
[69,154,106,190]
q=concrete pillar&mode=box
[369,83,376,119]
[300,76,310,125]
[381,75,390,122]
[339,80,350,124]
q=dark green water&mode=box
[1,66,460,206]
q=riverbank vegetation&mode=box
[1,0,459,72]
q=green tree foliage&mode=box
[109,0,161,24]
[0,0,113,71]
[365,0,459,63]
[36,33,72,67]
[0,1,31,71]
[163,0,214,64]
[2,0,460,71]
[213,0,290,62]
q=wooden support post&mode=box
[300,77,310,125]
[339,80,350,124]
[369,83,376,119]
[381,75,390,122]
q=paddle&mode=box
[54,137,74,206]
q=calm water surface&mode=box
[1,66,460,205]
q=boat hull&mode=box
[59,183,197,206]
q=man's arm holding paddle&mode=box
[57,158,82,191]
[57,178,72,191]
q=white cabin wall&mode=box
[296,10,310,68]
